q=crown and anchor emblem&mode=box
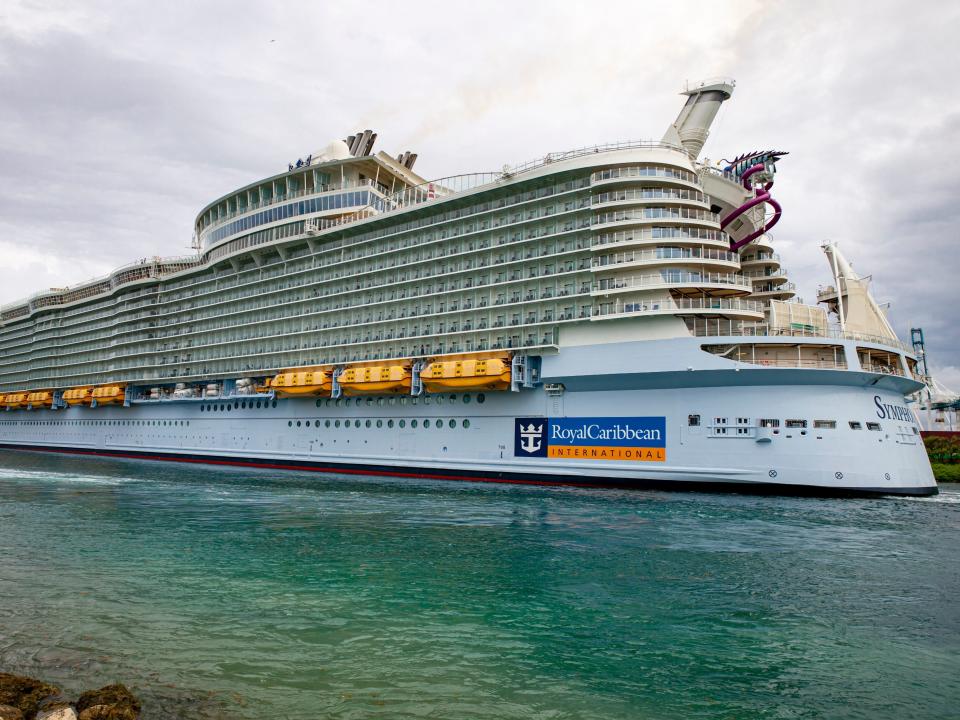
[519,422,544,453]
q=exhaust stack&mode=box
[662,78,735,159]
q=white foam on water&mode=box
[894,491,960,505]
[0,467,144,486]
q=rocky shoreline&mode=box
[0,674,141,720]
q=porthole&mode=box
[423,419,430,428]
[388,419,394,428]
[316,399,322,408]
[366,397,373,406]
[200,405,205,412]
[477,393,486,403]
[335,420,340,428]
[241,401,247,409]
[227,405,232,411]
[449,419,456,429]
[377,398,384,406]
[463,395,471,404]
[376,419,383,428]
[435,396,443,405]
[272,400,278,408]
[234,401,239,409]
[449,394,456,403]
[288,420,293,427]
[335,399,342,407]
[297,420,302,427]
[256,401,262,408]
[365,419,372,428]
[354,419,361,428]
[325,420,331,428]
[462,419,470,428]
[424,397,431,405]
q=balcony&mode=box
[593,271,752,295]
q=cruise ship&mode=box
[0,79,937,496]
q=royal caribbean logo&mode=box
[514,417,666,462]
[515,419,548,457]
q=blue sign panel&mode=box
[514,417,666,461]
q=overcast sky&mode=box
[1,0,958,386]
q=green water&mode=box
[0,451,957,719]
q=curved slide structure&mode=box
[720,152,786,251]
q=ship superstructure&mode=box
[0,79,937,496]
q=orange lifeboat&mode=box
[421,357,511,392]
[63,387,93,406]
[339,365,411,396]
[91,385,125,406]
[4,392,27,410]
[26,391,54,408]
[271,370,332,397]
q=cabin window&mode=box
[736,417,750,425]
[785,419,807,429]
[714,417,727,425]
[867,422,882,431]
[688,414,700,426]
[814,420,836,429]
[759,419,780,428]
[849,421,862,430]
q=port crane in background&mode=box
[911,327,959,431]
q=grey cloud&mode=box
[0,0,957,385]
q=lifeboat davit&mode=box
[91,385,125,406]
[421,357,511,392]
[339,365,411,395]
[271,370,333,397]
[26,391,54,408]
[63,387,93,406]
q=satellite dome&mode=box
[312,139,352,163]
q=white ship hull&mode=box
[0,339,937,496]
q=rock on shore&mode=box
[0,675,139,720]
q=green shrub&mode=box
[931,463,960,483]
[924,435,960,463]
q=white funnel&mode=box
[662,78,735,159]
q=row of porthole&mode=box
[316,393,486,408]
[288,418,471,430]
[0,419,191,427]
[199,394,489,413]
[202,400,279,412]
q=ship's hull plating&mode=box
[0,373,938,497]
